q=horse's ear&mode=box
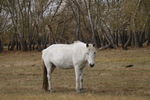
[93,44,95,47]
[86,43,89,47]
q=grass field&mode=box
[0,47,150,100]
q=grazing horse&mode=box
[42,41,96,93]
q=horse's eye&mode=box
[94,52,96,55]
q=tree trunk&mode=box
[21,39,28,51]
[124,32,132,50]
[8,40,16,51]
[0,39,3,52]
[134,32,141,47]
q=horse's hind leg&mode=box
[51,63,56,73]
[45,62,55,92]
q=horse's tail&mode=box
[42,60,48,91]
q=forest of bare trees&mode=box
[0,0,150,52]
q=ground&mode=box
[0,47,150,100]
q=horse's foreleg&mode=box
[74,66,80,93]
[79,69,83,90]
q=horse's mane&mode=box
[73,41,83,44]
[72,41,86,48]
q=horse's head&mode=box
[85,43,96,67]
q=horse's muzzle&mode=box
[90,64,95,67]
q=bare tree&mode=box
[0,0,150,52]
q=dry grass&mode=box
[0,94,149,100]
[0,47,150,100]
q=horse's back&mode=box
[42,44,72,57]
[42,44,74,68]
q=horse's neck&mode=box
[73,43,86,54]
[74,42,85,47]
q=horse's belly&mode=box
[56,64,74,69]
[53,62,74,69]
[51,56,74,69]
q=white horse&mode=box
[42,41,96,93]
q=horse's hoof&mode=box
[48,90,55,93]
[80,88,84,91]
[76,89,84,93]
[76,90,81,93]
[80,88,85,93]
